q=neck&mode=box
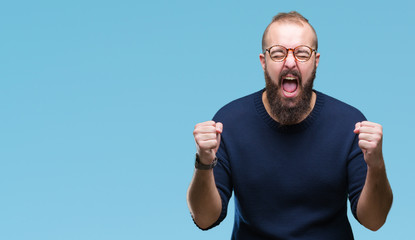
[262,91,317,125]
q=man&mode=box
[187,11,393,239]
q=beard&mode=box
[264,64,316,125]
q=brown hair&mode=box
[261,11,318,52]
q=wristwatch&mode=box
[195,153,218,170]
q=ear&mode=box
[259,53,266,71]
[315,52,320,68]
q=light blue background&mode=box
[1,0,413,239]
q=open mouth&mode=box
[281,76,299,97]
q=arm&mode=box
[187,121,223,229]
[354,121,393,231]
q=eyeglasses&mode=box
[264,45,317,62]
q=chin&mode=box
[280,92,302,108]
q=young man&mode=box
[187,11,392,239]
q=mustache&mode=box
[279,69,302,82]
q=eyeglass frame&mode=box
[264,45,317,62]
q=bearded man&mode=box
[187,11,393,240]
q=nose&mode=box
[284,50,297,69]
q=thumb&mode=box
[354,122,361,134]
[216,122,223,134]
[214,122,223,153]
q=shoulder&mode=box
[212,89,262,123]
[317,90,366,122]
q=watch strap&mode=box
[195,153,217,170]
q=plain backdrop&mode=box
[1,0,413,239]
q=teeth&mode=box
[284,77,296,80]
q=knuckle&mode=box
[203,142,213,149]
[193,128,203,136]
[194,124,202,132]
[195,134,203,142]
[198,144,207,150]
[195,121,214,128]
[206,120,215,125]
[379,131,383,137]
[206,126,215,133]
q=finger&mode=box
[360,134,383,147]
[360,121,382,129]
[358,133,375,142]
[194,125,217,135]
[358,126,377,133]
[195,121,216,128]
[357,126,381,134]
[358,139,376,151]
[198,139,219,150]
[195,133,217,143]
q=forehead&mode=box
[265,22,315,48]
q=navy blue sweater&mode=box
[209,89,367,240]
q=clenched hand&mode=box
[354,121,384,168]
[193,121,223,165]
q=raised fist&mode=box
[193,121,223,165]
[354,121,384,167]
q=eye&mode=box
[271,51,285,58]
[270,47,286,60]
[295,49,311,60]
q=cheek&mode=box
[299,64,315,79]
[266,64,282,79]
